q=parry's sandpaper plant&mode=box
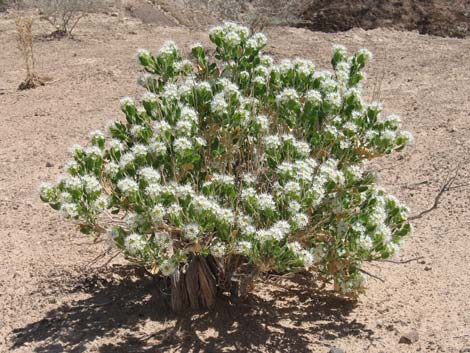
[40,22,412,309]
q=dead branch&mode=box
[380,256,425,264]
[358,268,385,283]
[409,165,461,221]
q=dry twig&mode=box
[409,164,461,220]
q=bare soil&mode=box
[1,8,470,353]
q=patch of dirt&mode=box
[124,0,177,26]
[299,0,470,38]
[1,8,470,353]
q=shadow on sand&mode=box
[11,266,373,353]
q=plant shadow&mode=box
[10,266,373,353]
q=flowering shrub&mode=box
[40,22,412,308]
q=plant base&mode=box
[18,74,45,90]
[169,255,258,311]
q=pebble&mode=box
[424,266,432,271]
[46,162,54,168]
[399,330,419,344]
[329,348,345,353]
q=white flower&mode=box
[149,140,167,156]
[382,129,396,141]
[224,31,241,47]
[384,114,401,128]
[398,131,414,145]
[119,152,135,168]
[109,139,124,151]
[264,135,281,149]
[305,89,322,106]
[270,221,291,241]
[151,203,166,223]
[69,144,84,157]
[260,54,274,66]
[339,140,351,149]
[358,48,373,62]
[182,223,200,240]
[276,88,299,105]
[190,42,204,51]
[160,259,176,276]
[146,183,163,199]
[124,233,147,256]
[120,96,135,109]
[162,83,179,101]
[93,195,109,213]
[138,92,155,105]
[64,160,78,173]
[300,250,315,268]
[347,165,363,180]
[82,175,101,194]
[241,187,256,201]
[175,119,193,135]
[180,106,198,123]
[359,235,374,250]
[210,242,226,257]
[60,203,78,218]
[279,59,293,74]
[293,141,310,156]
[130,125,145,137]
[155,231,173,250]
[321,78,337,92]
[256,193,276,211]
[195,137,207,147]
[253,76,266,85]
[139,167,161,184]
[173,137,193,155]
[242,173,256,185]
[292,213,309,229]
[288,201,301,214]
[287,241,302,254]
[369,206,387,225]
[39,182,55,200]
[86,146,103,158]
[137,48,151,59]
[159,40,178,56]
[132,144,148,158]
[117,178,138,196]
[343,121,358,133]
[247,32,267,50]
[284,181,301,195]
[89,129,104,141]
[211,92,228,114]
[325,92,341,107]
[64,176,82,191]
[332,44,347,57]
[236,240,252,254]
[167,203,183,216]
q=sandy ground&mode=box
[0,10,469,353]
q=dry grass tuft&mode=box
[15,15,45,90]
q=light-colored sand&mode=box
[0,10,469,353]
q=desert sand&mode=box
[0,8,469,353]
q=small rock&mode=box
[418,259,426,264]
[46,162,54,168]
[460,348,470,353]
[399,330,419,344]
[424,266,432,271]
[110,12,119,17]
[329,348,345,353]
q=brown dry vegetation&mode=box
[1,2,470,353]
